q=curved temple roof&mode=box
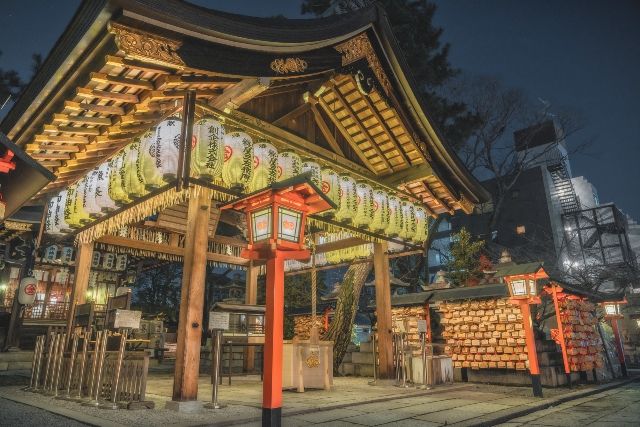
[1,0,488,215]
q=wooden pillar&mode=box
[172,188,212,401]
[245,261,259,371]
[64,242,93,338]
[373,241,393,379]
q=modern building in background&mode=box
[428,120,638,291]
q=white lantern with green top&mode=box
[301,160,322,187]
[276,150,301,182]
[370,188,389,232]
[222,131,254,190]
[334,174,357,224]
[385,194,403,237]
[320,167,340,217]
[191,116,225,182]
[353,181,374,228]
[413,205,428,243]
[249,141,278,192]
[399,200,417,241]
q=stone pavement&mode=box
[0,371,635,426]
[500,382,640,427]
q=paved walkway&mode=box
[0,372,633,427]
[501,382,640,427]
[0,397,89,426]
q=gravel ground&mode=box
[0,397,89,427]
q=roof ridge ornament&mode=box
[108,22,185,69]
[335,33,391,96]
[270,58,308,74]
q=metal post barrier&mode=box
[25,335,43,391]
[395,333,409,388]
[58,331,79,400]
[101,330,128,409]
[40,333,56,393]
[417,332,432,390]
[50,332,68,397]
[205,330,226,409]
[368,329,377,386]
[32,335,45,392]
[84,331,107,406]
[227,341,232,386]
[44,333,60,394]
[71,327,91,401]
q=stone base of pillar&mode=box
[165,400,203,413]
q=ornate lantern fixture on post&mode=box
[221,174,334,427]
[500,259,548,398]
[601,300,627,377]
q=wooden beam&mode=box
[90,72,154,90]
[52,113,113,126]
[30,152,71,160]
[315,94,383,175]
[209,77,271,110]
[65,101,125,116]
[272,103,310,127]
[305,94,344,156]
[315,237,366,254]
[26,144,80,153]
[35,134,89,144]
[43,125,101,136]
[65,242,93,341]
[355,83,413,166]
[373,241,393,379]
[105,55,175,75]
[382,164,434,188]
[118,111,164,125]
[173,188,212,401]
[76,87,140,104]
[329,84,394,173]
[149,89,222,100]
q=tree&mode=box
[448,75,586,233]
[0,51,23,110]
[132,263,182,324]
[283,272,327,339]
[301,0,480,149]
[444,228,484,286]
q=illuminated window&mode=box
[510,279,527,296]
[516,225,526,235]
[251,207,272,242]
[278,207,302,242]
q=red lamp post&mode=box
[601,300,627,377]
[222,175,334,427]
[504,267,548,398]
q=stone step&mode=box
[351,351,375,365]
[359,341,374,353]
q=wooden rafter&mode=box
[304,93,344,156]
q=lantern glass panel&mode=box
[278,207,302,243]
[510,279,527,297]
[529,279,536,295]
[604,303,618,316]
[251,207,272,242]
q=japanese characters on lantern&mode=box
[249,141,278,192]
[223,131,254,190]
[191,116,225,182]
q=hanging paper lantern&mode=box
[45,196,63,235]
[370,188,389,232]
[44,245,59,261]
[385,195,403,237]
[91,252,102,268]
[191,116,225,182]
[320,167,340,217]
[399,200,417,241]
[83,169,105,218]
[154,118,182,182]
[413,205,428,243]
[137,129,165,189]
[301,160,322,188]
[222,131,254,190]
[103,253,116,269]
[61,247,74,263]
[334,175,357,224]
[94,162,118,212]
[249,141,278,192]
[122,142,148,199]
[353,181,374,228]
[64,183,90,228]
[108,151,131,205]
[276,150,301,182]
[116,254,128,271]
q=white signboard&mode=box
[417,319,428,333]
[113,309,142,329]
[209,312,230,331]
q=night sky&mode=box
[1,0,638,218]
